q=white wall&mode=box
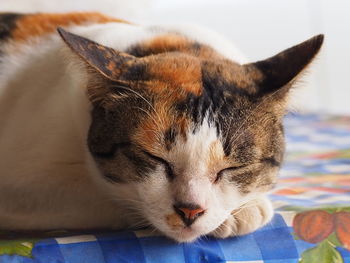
[1,0,349,114]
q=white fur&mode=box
[0,22,270,240]
[137,118,243,241]
[104,116,267,242]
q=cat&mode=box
[0,12,323,242]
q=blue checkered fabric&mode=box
[1,113,350,263]
[0,215,323,263]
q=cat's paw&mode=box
[211,196,273,238]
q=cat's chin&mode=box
[151,213,223,243]
[167,228,202,243]
[161,223,217,243]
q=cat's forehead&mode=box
[118,57,257,115]
[121,53,203,97]
[124,60,258,157]
[119,34,257,100]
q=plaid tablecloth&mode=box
[1,113,350,263]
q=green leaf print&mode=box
[299,240,343,263]
[0,239,36,258]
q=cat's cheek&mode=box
[200,186,242,232]
[218,182,245,209]
[133,170,175,224]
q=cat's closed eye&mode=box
[141,150,175,180]
[214,165,247,183]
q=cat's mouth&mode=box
[164,212,206,242]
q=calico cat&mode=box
[0,12,323,242]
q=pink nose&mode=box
[177,207,205,219]
[173,203,205,226]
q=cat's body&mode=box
[0,12,323,242]
[0,13,132,230]
[0,13,246,232]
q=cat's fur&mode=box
[0,12,323,242]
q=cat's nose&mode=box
[173,203,205,227]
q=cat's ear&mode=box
[57,27,136,81]
[243,34,324,96]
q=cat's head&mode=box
[58,28,323,242]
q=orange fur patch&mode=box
[133,103,172,154]
[140,34,223,60]
[135,118,163,154]
[133,100,189,155]
[166,213,183,229]
[143,34,192,53]
[142,54,203,97]
[12,12,129,42]
[207,140,229,180]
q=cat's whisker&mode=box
[133,107,158,124]
[148,226,161,236]
[198,235,208,243]
[230,202,261,216]
[140,128,163,144]
[113,85,154,111]
[116,85,168,129]
[127,219,150,228]
[231,203,261,215]
[129,110,164,145]
[109,196,144,204]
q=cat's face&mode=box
[88,56,284,242]
[58,28,323,242]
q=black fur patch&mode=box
[261,157,281,167]
[103,173,125,183]
[91,142,131,159]
[58,27,134,81]
[120,62,149,81]
[231,130,256,163]
[244,34,324,95]
[164,127,177,151]
[0,13,22,41]
[228,171,255,185]
[175,60,255,136]
[123,150,157,179]
[141,150,175,180]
